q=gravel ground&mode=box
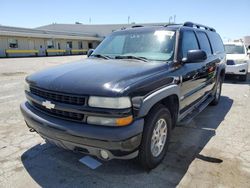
[0,56,249,188]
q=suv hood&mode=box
[226,54,248,61]
[27,58,169,96]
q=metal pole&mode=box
[169,16,173,24]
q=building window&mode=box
[47,40,54,49]
[78,41,83,49]
[9,39,18,48]
[88,42,93,49]
[66,41,72,49]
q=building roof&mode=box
[36,23,168,37]
[0,25,102,41]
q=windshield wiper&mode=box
[91,54,111,59]
[115,55,148,62]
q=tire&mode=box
[210,76,222,106]
[239,74,247,82]
[138,104,172,170]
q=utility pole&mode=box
[169,16,173,24]
[128,16,130,24]
[173,15,176,23]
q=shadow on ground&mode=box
[21,96,233,188]
[224,72,250,85]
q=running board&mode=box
[177,96,214,126]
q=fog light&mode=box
[239,69,246,72]
[100,150,109,160]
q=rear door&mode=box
[195,31,217,96]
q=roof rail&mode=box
[183,22,216,32]
[164,23,182,27]
[131,25,144,28]
[119,25,144,30]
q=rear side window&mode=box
[196,31,212,55]
[208,32,224,54]
[181,30,199,58]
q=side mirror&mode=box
[183,50,207,63]
[87,49,94,57]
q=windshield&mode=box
[224,44,245,54]
[92,29,176,61]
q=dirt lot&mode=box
[0,56,250,188]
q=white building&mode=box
[0,25,102,57]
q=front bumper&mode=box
[20,101,144,160]
[226,63,249,75]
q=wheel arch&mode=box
[137,85,180,128]
[217,64,226,81]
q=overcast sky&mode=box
[1,0,249,40]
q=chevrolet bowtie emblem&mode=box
[42,100,55,109]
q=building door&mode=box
[66,41,72,54]
[36,39,46,56]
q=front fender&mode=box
[136,84,180,118]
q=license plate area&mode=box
[226,60,235,65]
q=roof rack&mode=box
[183,22,216,32]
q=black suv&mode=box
[21,22,226,169]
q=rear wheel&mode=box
[138,104,172,170]
[210,76,222,106]
[239,74,247,82]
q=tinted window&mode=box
[181,30,199,58]
[208,32,224,54]
[197,31,212,55]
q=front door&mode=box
[178,30,206,111]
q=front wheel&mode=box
[138,104,172,170]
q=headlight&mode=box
[24,82,30,92]
[87,115,133,126]
[88,96,131,109]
